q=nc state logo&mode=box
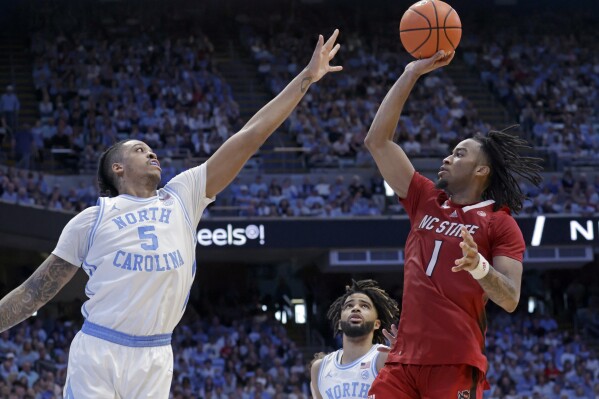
[457,390,470,399]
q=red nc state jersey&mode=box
[387,173,525,376]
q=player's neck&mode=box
[448,189,484,207]
[340,335,374,364]
[448,177,487,206]
[118,184,157,198]
[118,178,158,198]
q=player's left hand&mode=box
[452,227,480,273]
[377,323,398,353]
[305,29,343,83]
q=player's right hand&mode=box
[405,50,455,77]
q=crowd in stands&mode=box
[169,312,311,399]
[520,171,599,216]
[0,305,313,399]
[2,161,599,217]
[460,10,599,169]
[12,2,597,176]
[222,170,599,217]
[1,2,599,399]
[0,3,597,217]
[1,156,597,217]
[8,1,241,173]
[0,168,97,212]
[239,16,489,169]
[485,312,599,399]
[0,273,597,399]
[220,173,388,217]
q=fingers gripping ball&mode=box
[400,0,462,59]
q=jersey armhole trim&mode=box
[371,348,380,377]
[317,354,330,394]
[87,200,105,252]
[162,187,195,242]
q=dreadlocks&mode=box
[327,279,399,345]
[97,140,134,197]
[473,126,543,214]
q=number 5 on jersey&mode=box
[138,226,159,250]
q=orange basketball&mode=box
[399,0,462,59]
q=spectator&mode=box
[1,85,19,138]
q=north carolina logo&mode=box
[457,390,470,399]
[161,193,174,206]
[360,369,369,380]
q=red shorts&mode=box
[368,364,485,399]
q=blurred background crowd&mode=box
[0,0,597,397]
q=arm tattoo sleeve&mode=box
[0,255,79,332]
[477,267,518,311]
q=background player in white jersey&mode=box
[310,280,399,399]
[0,30,343,398]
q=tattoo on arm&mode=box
[0,255,79,332]
[301,76,313,93]
[477,267,518,311]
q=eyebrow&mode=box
[453,147,468,154]
[132,143,152,152]
[344,299,372,306]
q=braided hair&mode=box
[473,126,543,213]
[326,279,399,345]
[97,140,134,197]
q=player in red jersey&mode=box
[364,50,543,398]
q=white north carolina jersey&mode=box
[53,163,214,336]
[317,344,382,399]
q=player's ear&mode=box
[374,319,381,330]
[476,164,490,178]
[112,162,124,176]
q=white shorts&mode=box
[64,325,173,398]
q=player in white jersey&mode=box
[0,29,343,398]
[311,280,399,399]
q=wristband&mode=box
[469,254,490,280]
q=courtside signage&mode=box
[197,224,265,246]
[0,203,596,249]
[529,216,599,247]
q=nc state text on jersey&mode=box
[418,215,480,237]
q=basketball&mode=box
[399,0,462,59]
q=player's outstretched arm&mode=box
[0,254,79,332]
[205,30,343,198]
[364,50,454,198]
[310,357,325,399]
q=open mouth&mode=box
[149,160,161,169]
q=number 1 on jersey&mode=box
[425,240,443,276]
